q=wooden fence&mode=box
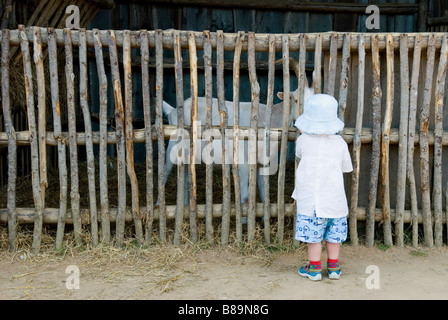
[1,27,448,252]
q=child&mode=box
[292,94,353,281]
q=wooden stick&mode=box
[326,33,338,96]
[173,30,186,245]
[277,34,290,243]
[366,34,382,248]
[420,34,436,248]
[93,28,110,244]
[64,28,82,246]
[247,32,259,242]
[5,29,448,52]
[232,31,244,242]
[48,28,68,250]
[263,34,275,245]
[381,34,394,247]
[349,34,365,246]
[313,33,322,94]
[3,125,448,147]
[19,25,43,254]
[395,34,410,247]
[338,33,351,121]
[3,205,436,225]
[155,29,167,242]
[217,30,231,247]
[188,30,199,244]
[292,34,307,245]
[79,28,98,246]
[407,35,422,248]
[33,27,47,208]
[298,34,307,114]
[140,30,155,243]
[203,30,214,244]
[433,34,448,248]
[108,30,127,247]
[1,28,17,251]
[123,30,144,244]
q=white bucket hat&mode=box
[294,94,344,135]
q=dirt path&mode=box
[1,244,447,300]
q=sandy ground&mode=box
[1,243,447,300]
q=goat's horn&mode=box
[275,58,301,79]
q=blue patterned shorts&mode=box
[295,212,348,244]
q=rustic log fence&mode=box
[1,27,448,252]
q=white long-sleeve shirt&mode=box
[291,133,353,218]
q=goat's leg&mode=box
[257,169,265,202]
[239,164,250,204]
[184,164,189,205]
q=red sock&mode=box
[310,260,321,270]
[327,258,338,264]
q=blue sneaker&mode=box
[298,264,322,281]
[327,262,341,280]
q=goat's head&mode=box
[275,58,314,124]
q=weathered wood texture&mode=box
[1,29,448,251]
[1,29,17,251]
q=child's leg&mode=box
[296,213,324,281]
[308,242,322,261]
[326,241,340,260]
[325,216,346,280]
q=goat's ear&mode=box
[277,92,284,100]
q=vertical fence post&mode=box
[33,27,47,209]
[48,28,68,250]
[420,34,436,248]
[93,29,110,244]
[203,30,214,244]
[108,30,127,247]
[247,32,259,242]
[433,33,448,248]
[232,31,244,242]
[123,30,144,244]
[407,34,422,248]
[338,33,351,123]
[79,28,98,246]
[326,33,338,96]
[366,34,382,248]
[64,28,82,246]
[313,33,322,94]
[173,30,186,245]
[188,31,199,243]
[263,34,275,245]
[298,34,307,114]
[277,34,290,243]
[1,28,17,251]
[349,34,364,247]
[155,29,167,243]
[19,25,43,254]
[217,30,231,247]
[395,34,410,247]
[381,34,394,247]
[140,30,155,243]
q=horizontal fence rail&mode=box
[1,27,448,252]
